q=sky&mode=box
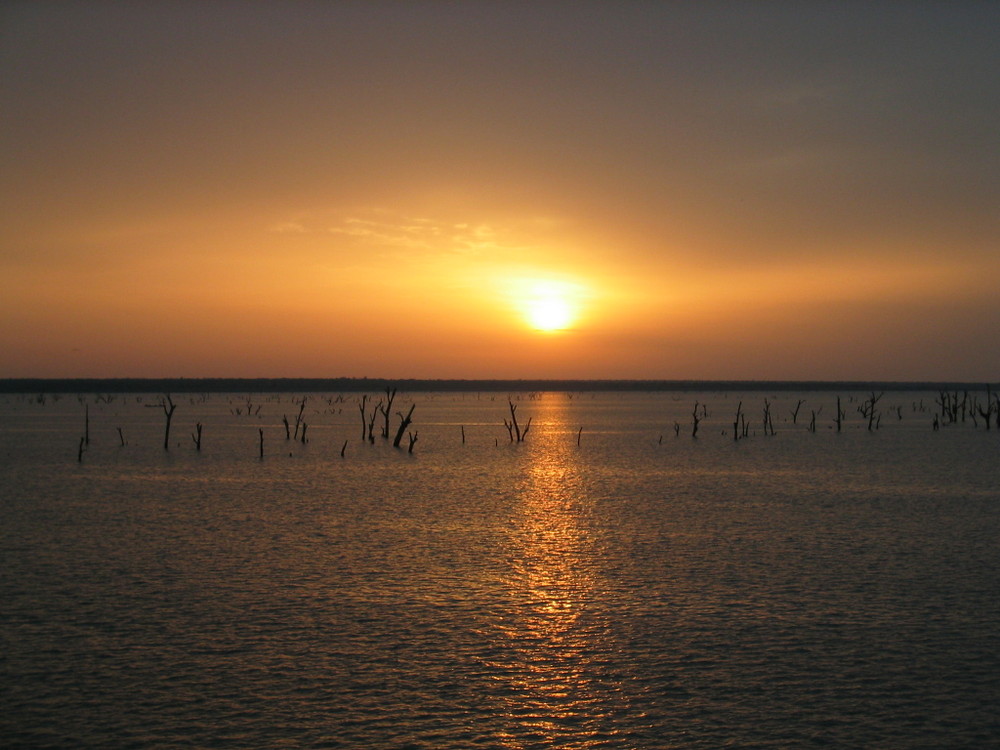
[2,1,998,381]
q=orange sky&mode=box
[2,1,998,381]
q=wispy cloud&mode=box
[272,208,542,261]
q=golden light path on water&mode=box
[485,394,633,747]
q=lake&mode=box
[2,389,999,748]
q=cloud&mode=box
[322,209,537,260]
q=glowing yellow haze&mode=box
[515,279,587,333]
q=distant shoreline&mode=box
[0,378,994,394]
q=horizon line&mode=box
[1,377,996,394]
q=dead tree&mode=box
[293,398,307,440]
[504,401,530,442]
[936,391,961,424]
[733,401,743,441]
[762,398,775,436]
[282,415,291,440]
[858,391,883,431]
[117,427,127,446]
[358,395,369,440]
[834,396,844,432]
[146,395,177,450]
[809,410,817,433]
[393,404,416,448]
[692,401,701,437]
[379,387,397,439]
[258,428,264,459]
[977,386,996,430]
[367,403,379,443]
[300,423,308,444]
[503,419,514,442]
[790,399,805,425]
[77,436,86,462]
[192,423,203,451]
[407,430,418,454]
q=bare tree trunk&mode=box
[367,405,379,443]
[148,395,177,450]
[393,404,415,448]
[858,391,883,431]
[358,395,369,440]
[192,422,202,451]
[505,401,530,442]
[790,399,804,425]
[293,398,306,440]
[380,387,397,439]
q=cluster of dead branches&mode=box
[503,400,531,442]
[358,387,417,450]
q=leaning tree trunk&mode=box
[393,404,415,448]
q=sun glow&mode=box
[528,296,573,331]
[518,279,585,333]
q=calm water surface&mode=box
[2,390,999,747]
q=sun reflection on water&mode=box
[486,394,629,748]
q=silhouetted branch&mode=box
[506,401,530,442]
[380,387,397,439]
[367,402,380,443]
[358,395,369,440]
[790,399,805,425]
[145,394,177,450]
[393,403,415,448]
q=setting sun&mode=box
[514,279,586,333]
[528,296,573,331]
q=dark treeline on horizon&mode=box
[0,378,994,395]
